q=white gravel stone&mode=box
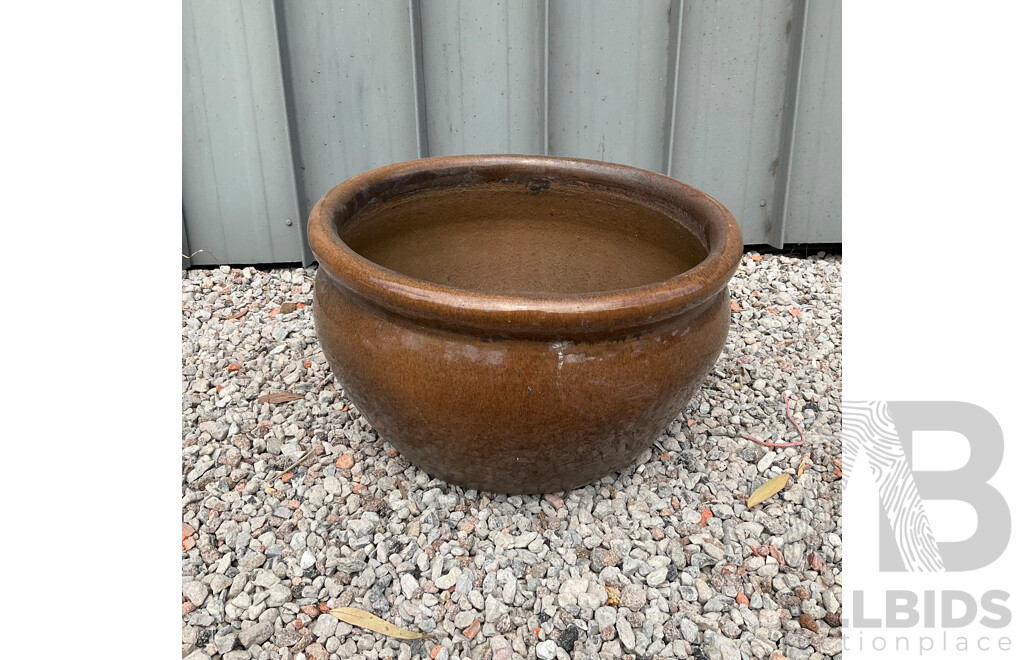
[453,611,477,629]
[616,617,636,650]
[595,606,617,630]
[558,578,589,606]
[182,580,209,607]
[323,476,342,495]
[646,567,668,586]
[435,569,461,590]
[536,640,558,660]
[400,573,419,599]
[312,613,338,638]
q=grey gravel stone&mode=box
[334,557,367,574]
[823,589,840,613]
[238,621,273,648]
[490,635,513,660]
[213,629,236,655]
[616,617,636,651]
[266,583,291,607]
[695,579,714,603]
[679,618,699,642]
[209,574,231,595]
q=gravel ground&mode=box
[182,251,842,660]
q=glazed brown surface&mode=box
[342,183,708,295]
[308,155,743,493]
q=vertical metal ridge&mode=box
[270,0,311,264]
[409,0,429,158]
[542,0,550,155]
[662,0,684,176]
[770,0,808,248]
[185,1,228,265]
[238,1,277,263]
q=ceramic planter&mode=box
[308,155,742,494]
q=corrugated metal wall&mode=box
[183,0,840,267]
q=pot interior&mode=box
[339,181,708,295]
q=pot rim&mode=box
[308,154,743,337]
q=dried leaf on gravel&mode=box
[747,473,790,508]
[330,607,433,639]
[605,586,620,606]
[797,453,810,477]
[258,392,304,404]
[215,308,248,320]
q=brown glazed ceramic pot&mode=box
[308,155,742,494]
